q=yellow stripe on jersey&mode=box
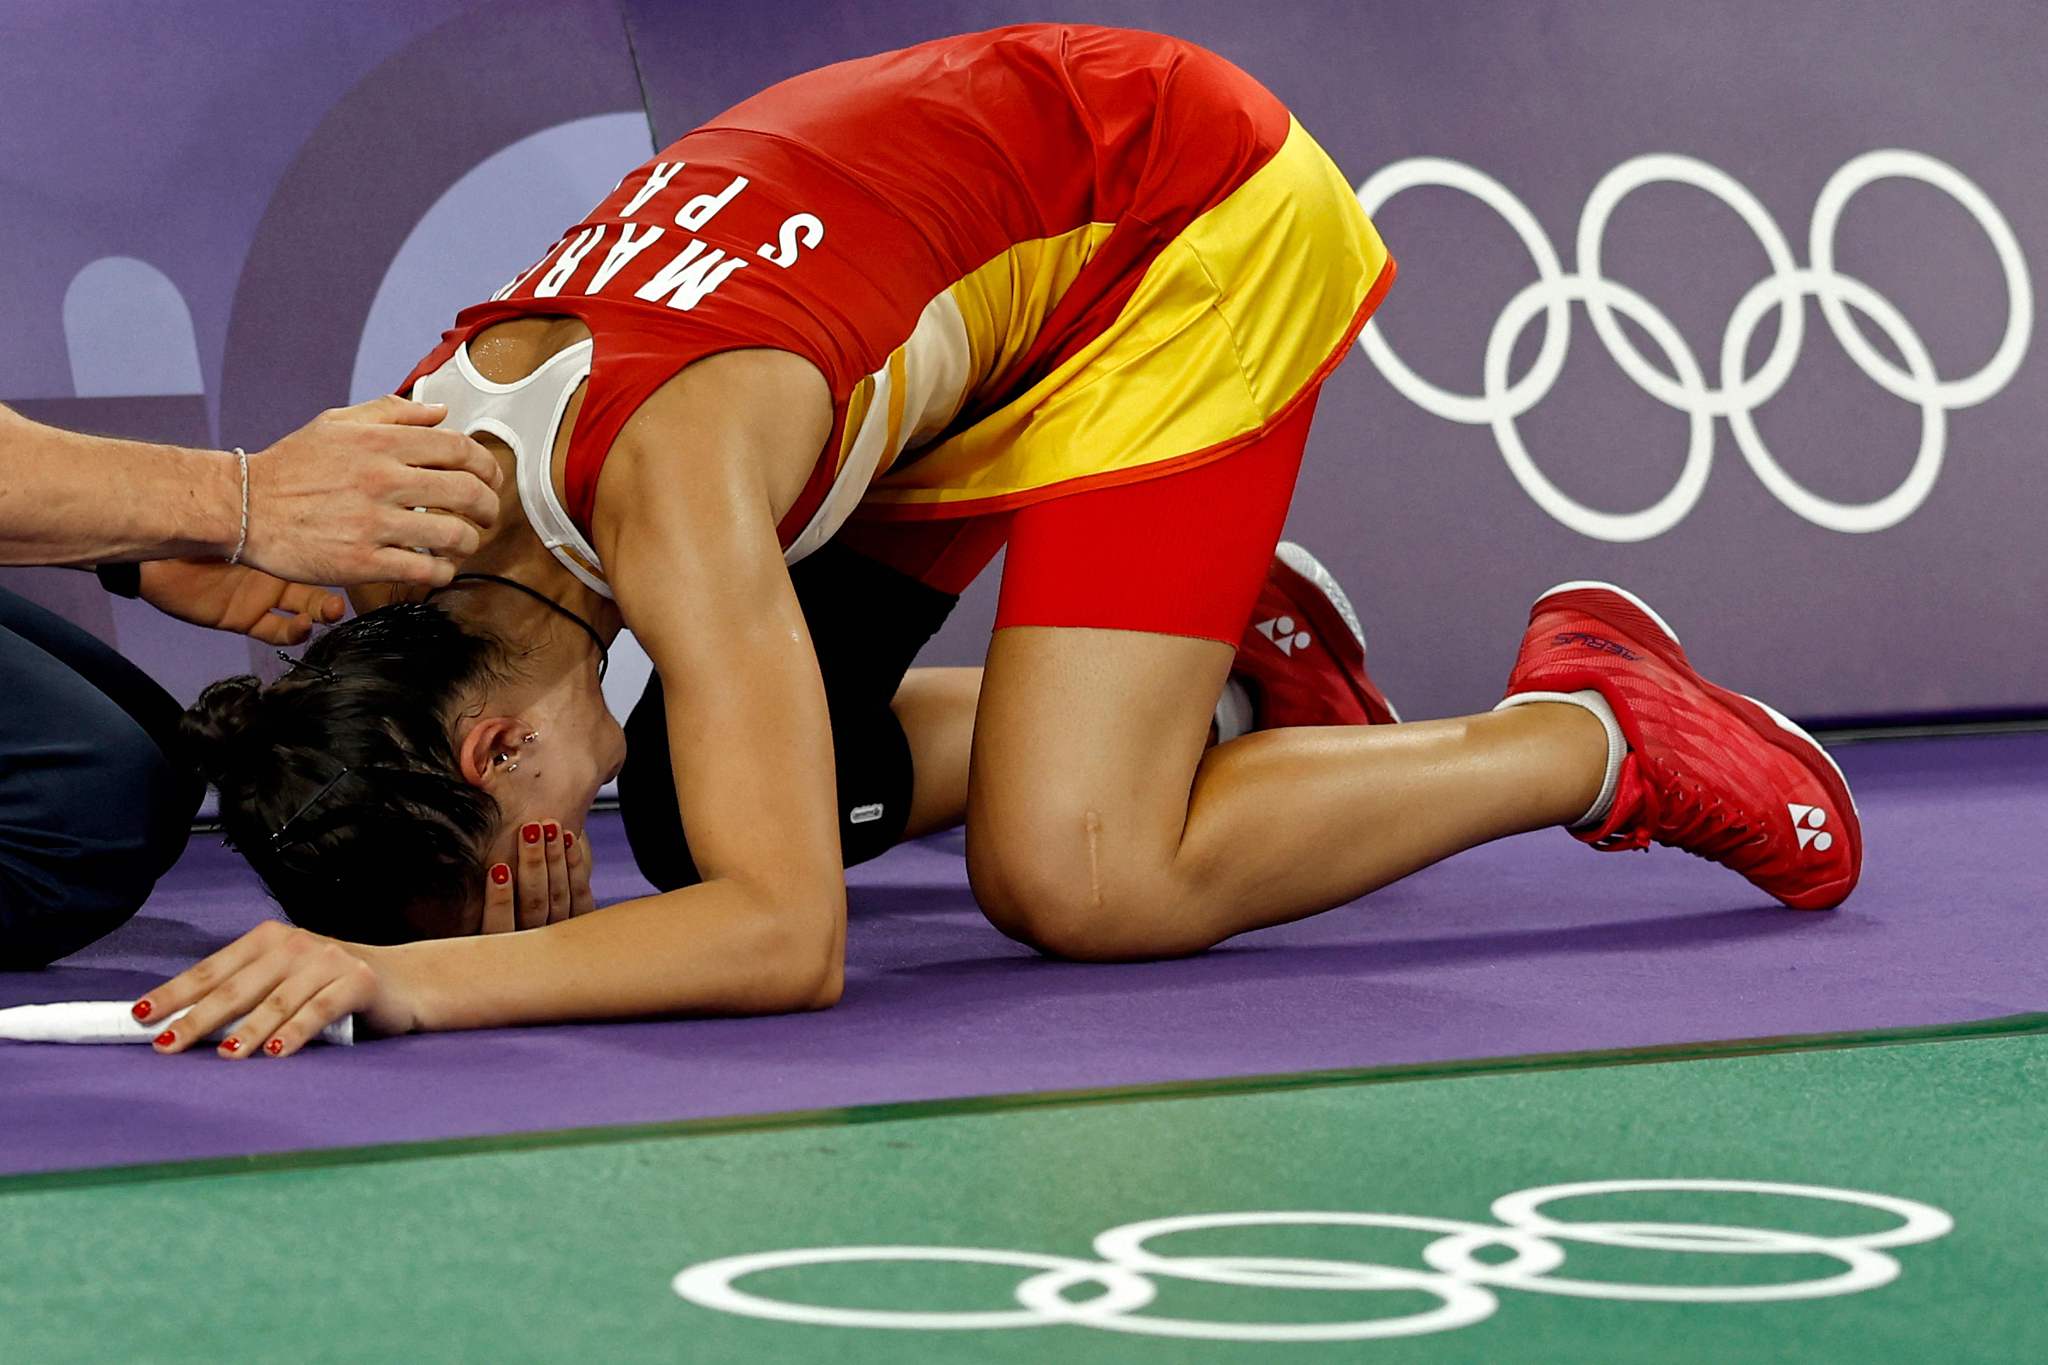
[787,287,978,560]
[829,221,1117,487]
[861,117,1388,514]
[839,373,878,464]
[950,221,1119,396]
[882,347,910,463]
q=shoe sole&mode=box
[1533,580,1862,909]
[1276,541,1402,723]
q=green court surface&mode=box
[4,1031,2042,1363]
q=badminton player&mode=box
[139,26,1860,1057]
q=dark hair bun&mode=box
[180,674,264,785]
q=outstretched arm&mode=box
[400,351,849,1027]
[136,356,848,1054]
[388,393,850,1027]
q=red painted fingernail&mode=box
[221,1037,242,1054]
[491,863,511,885]
[522,823,542,844]
[563,831,574,850]
[154,1030,176,1047]
[544,822,558,843]
[131,999,153,1021]
[265,1039,284,1057]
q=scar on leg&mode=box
[1083,809,1105,914]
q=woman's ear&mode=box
[455,716,528,788]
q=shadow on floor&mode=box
[872,901,1840,995]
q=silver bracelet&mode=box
[228,447,250,566]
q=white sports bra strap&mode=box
[408,338,614,600]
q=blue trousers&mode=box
[0,587,202,968]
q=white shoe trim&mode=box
[1212,676,1256,744]
[1533,580,1682,649]
[1277,541,1402,722]
[1277,542,1364,647]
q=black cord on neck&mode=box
[438,573,609,679]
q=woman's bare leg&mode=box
[965,626,1604,960]
[893,666,982,838]
[887,651,1311,844]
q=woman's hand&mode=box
[138,559,346,644]
[482,821,597,933]
[134,921,420,1058]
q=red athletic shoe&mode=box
[1230,542,1400,728]
[1502,581,1861,909]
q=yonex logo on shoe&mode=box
[1553,631,1639,661]
[1256,617,1314,657]
[1788,803,1834,852]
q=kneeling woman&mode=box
[139,25,1859,1057]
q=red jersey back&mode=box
[402,25,1301,548]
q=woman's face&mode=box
[460,652,627,879]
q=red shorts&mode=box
[835,389,1319,645]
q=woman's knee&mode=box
[966,808,1194,961]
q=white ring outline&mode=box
[671,1245,1155,1330]
[1487,273,1716,542]
[1356,157,1570,424]
[1035,1209,1552,1342]
[1490,1178,1956,1250]
[1810,150,2033,409]
[1723,268,1945,533]
[1577,153,1806,418]
[1017,1254,1496,1342]
[1425,1222,1903,1302]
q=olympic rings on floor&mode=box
[672,1178,1954,1343]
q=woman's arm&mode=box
[136,355,849,1054]
[134,838,841,1055]
[390,383,853,1027]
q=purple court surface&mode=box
[4,732,2042,1178]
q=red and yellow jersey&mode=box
[403,24,1392,560]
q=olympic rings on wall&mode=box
[672,1178,1953,1343]
[1354,151,2032,541]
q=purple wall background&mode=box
[2,0,2042,728]
[0,0,653,711]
